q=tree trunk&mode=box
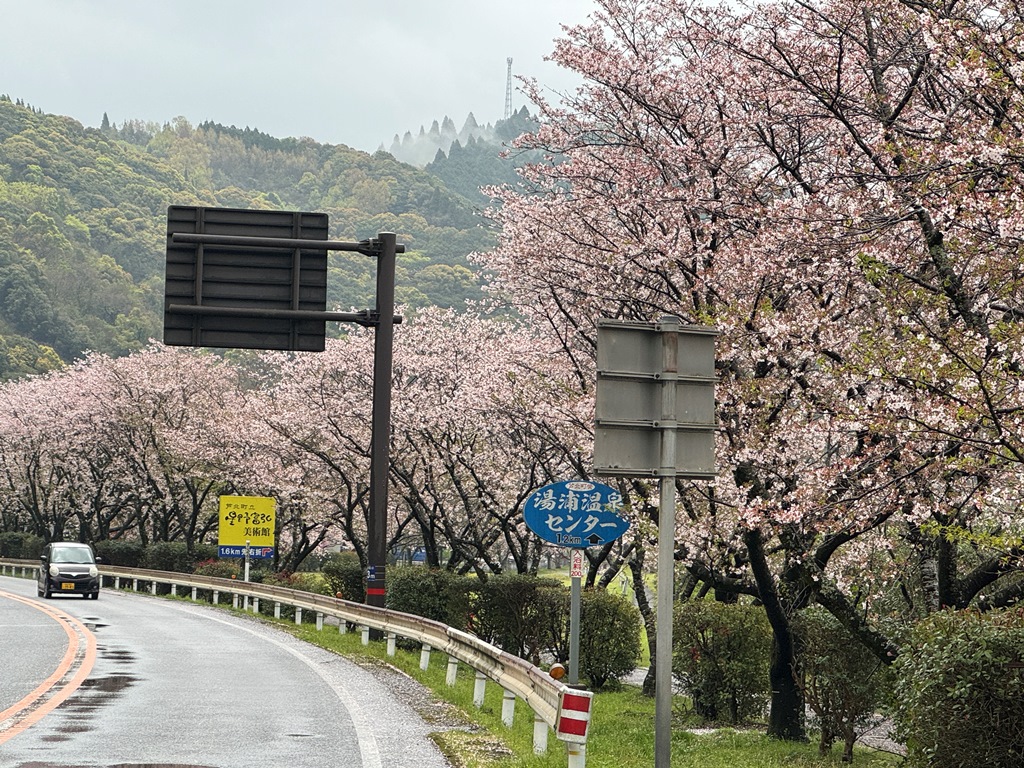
[628,548,657,697]
[744,529,806,741]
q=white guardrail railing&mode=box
[0,558,593,766]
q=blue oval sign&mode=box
[523,480,630,548]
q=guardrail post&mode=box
[213,590,220,605]
[387,633,396,656]
[243,595,249,611]
[501,688,516,726]
[567,743,586,768]
[253,597,260,614]
[339,620,348,634]
[295,607,303,625]
[473,670,487,708]
[533,714,548,754]
[170,583,177,597]
[420,644,431,671]
[316,612,324,631]
[150,581,157,595]
[132,578,138,591]
[274,602,281,619]
[446,656,459,687]
[191,586,197,601]
[361,626,370,645]
[233,594,239,609]
[115,576,121,589]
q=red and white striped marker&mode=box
[555,688,594,743]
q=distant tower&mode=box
[504,57,513,120]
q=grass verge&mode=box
[280,617,902,768]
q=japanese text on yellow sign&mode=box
[218,496,276,547]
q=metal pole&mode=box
[366,232,397,621]
[655,316,680,768]
[569,566,582,686]
[244,540,250,582]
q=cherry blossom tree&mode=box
[478,0,1024,738]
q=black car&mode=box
[37,542,102,599]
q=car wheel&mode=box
[43,585,52,599]
[89,592,99,600]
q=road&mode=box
[0,574,454,768]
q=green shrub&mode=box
[321,551,365,602]
[673,599,772,724]
[94,539,144,567]
[473,573,564,663]
[579,589,643,689]
[0,532,43,558]
[539,585,643,689]
[795,607,889,762]
[891,608,1024,768]
[385,566,474,630]
[194,558,241,579]
[143,542,195,573]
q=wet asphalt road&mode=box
[0,574,453,768]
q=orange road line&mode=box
[0,590,97,745]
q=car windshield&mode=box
[51,547,93,564]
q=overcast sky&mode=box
[2,0,594,153]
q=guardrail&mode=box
[1,557,592,765]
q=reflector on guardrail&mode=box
[555,688,594,743]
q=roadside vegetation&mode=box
[282,617,901,768]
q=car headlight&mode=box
[88,566,98,577]
[49,564,60,577]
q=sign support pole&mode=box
[244,539,251,583]
[655,316,679,768]
[568,548,584,686]
[366,233,397,624]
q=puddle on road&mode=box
[37,645,140,742]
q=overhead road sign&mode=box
[164,205,404,351]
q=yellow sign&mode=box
[218,495,276,547]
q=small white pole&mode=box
[387,633,396,656]
[420,644,431,671]
[473,671,487,708]
[501,688,516,727]
[567,742,587,768]
[533,714,548,754]
[446,656,459,687]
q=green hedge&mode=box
[795,607,889,761]
[385,566,474,630]
[321,551,366,602]
[891,608,1024,768]
[673,599,772,724]
[0,531,43,558]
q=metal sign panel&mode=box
[164,206,329,351]
[594,319,717,479]
[218,495,276,548]
[522,480,630,547]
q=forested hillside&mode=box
[0,96,517,380]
